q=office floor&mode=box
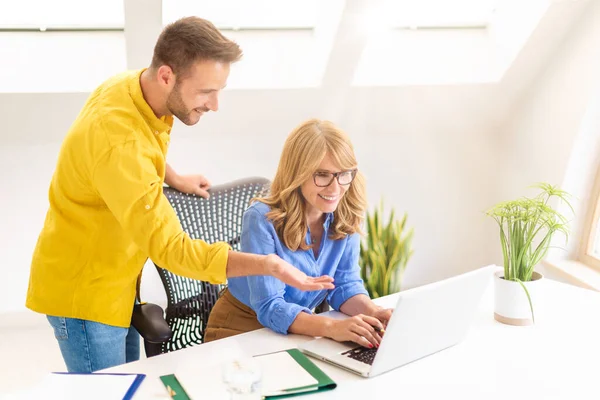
[0,312,145,395]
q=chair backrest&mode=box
[155,177,270,353]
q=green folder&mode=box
[160,348,336,399]
[159,374,189,400]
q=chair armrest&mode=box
[131,303,173,343]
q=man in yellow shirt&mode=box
[26,17,333,373]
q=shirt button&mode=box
[145,205,150,210]
[154,131,159,135]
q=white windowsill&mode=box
[541,259,600,292]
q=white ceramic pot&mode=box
[494,270,543,326]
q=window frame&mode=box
[579,166,600,271]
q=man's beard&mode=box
[166,82,202,126]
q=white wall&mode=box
[0,0,597,315]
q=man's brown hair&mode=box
[151,16,242,76]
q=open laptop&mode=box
[299,265,495,378]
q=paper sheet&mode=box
[5,373,139,400]
[254,351,318,394]
[175,341,247,399]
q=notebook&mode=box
[161,349,336,399]
[5,372,145,400]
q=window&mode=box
[352,0,549,86]
[0,0,125,92]
[0,0,124,29]
[382,0,496,29]
[162,0,345,89]
[592,222,600,257]
[580,168,600,271]
[353,28,502,86]
[162,0,318,30]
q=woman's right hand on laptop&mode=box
[327,314,384,348]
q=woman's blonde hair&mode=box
[259,119,367,251]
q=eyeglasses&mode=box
[313,169,357,187]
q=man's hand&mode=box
[265,254,334,291]
[171,174,212,199]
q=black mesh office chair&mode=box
[131,177,329,357]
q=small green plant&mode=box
[485,183,573,321]
[359,201,414,298]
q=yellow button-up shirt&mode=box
[26,69,229,327]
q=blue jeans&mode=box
[47,316,140,373]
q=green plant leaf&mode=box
[515,278,535,324]
[359,202,414,298]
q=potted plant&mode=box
[359,201,414,298]
[485,183,572,326]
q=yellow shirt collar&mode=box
[129,68,174,135]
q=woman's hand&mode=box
[371,307,394,329]
[327,314,384,348]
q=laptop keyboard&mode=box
[341,346,378,365]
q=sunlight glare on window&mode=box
[162,0,344,89]
[383,0,497,29]
[162,0,319,29]
[0,0,124,28]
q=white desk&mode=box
[106,278,600,399]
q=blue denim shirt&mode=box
[227,201,368,334]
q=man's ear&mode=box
[156,65,175,88]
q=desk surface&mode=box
[106,276,600,399]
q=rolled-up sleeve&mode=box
[242,208,311,334]
[92,139,228,284]
[327,233,369,311]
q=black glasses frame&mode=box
[312,169,358,187]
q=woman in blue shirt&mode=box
[204,119,392,348]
